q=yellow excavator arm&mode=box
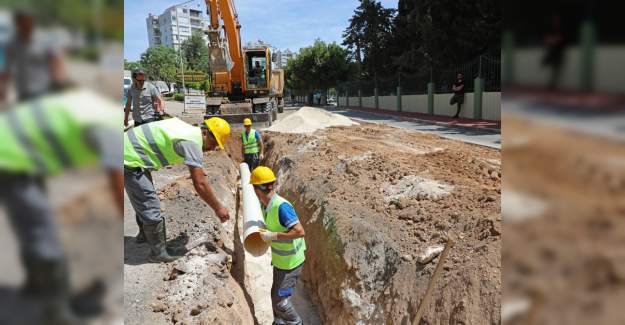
[205,0,245,95]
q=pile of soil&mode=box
[263,121,501,324]
[266,106,358,134]
[503,116,625,324]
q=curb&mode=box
[340,107,501,134]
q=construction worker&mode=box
[0,88,123,325]
[251,166,306,325]
[241,117,264,171]
[124,116,232,263]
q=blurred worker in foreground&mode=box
[241,118,265,171]
[124,117,231,263]
[251,166,306,325]
[123,69,164,127]
[0,89,123,325]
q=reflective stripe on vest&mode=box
[126,128,154,168]
[0,99,97,175]
[242,129,259,154]
[124,118,203,170]
[263,194,306,270]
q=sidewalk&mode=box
[335,106,501,132]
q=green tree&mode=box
[285,40,351,104]
[342,0,396,79]
[124,59,142,71]
[181,33,210,73]
[139,46,179,83]
[390,0,500,73]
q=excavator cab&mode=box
[243,47,271,98]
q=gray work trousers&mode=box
[0,173,64,260]
[271,263,304,325]
[124,167,163,225]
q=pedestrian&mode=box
[124,116,232,263]
[450,73,465,118]
[7,10,68,101]
[241,118,264,171]
[542,15,566,90]
[251,166,306,325]
[124,69,165,127]
[0,89,124,325]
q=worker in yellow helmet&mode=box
[241,117,264,171]
[251,166,306,324]
[124,117,231,263]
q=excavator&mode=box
[204,0,284,120]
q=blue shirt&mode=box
[278,202,299,229]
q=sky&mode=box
[124,0,397,62]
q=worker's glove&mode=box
[259,228,278,243]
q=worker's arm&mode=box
[49,53,67,88]
[107,168,124,217]
[124,91,132,126]
[277,223,305,240]
[258,132,265,160]
[189,166,230,222]
[152,85,165,116]
[259,203,305,242]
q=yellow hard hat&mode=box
[250,166,276,185]
[243,118,252,126]
[205,117,231,149]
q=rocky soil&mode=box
[262,122,501,324]
[502,116,625,325]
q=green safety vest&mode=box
[241,129,259,154]
[124,118,203,170]
[0,99,99,175]
[263,194,306,270]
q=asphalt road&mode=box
[326,107,502,149]
[503,98,625,143]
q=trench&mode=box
[224,131,323,325]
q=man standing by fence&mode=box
[450,73,465,118]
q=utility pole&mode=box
[173,0,195,93]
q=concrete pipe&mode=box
[240,163,269,256]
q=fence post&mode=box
[358,89,362,107]
[427,82,434,115]
[396,86,402,112]
[502,30,515,84]
[396,72,402,112]
[474,77,483,119]
[374,87,379,109]
[346,89,349,107]
[579,20,596,91]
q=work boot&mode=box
[135,215,147,243]
[135,230,147,244]
[144,220,183,263]
[20,257,82,325]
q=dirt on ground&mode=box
[124,152,255,325]
[502,116,625,325]
[259,120,501,324]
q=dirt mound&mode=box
[266,106,358,134]
[263,122,501,324]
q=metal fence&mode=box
[338,55,501,97]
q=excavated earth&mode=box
[124,151,254,325]
[502,116,625,325]
[126,108,501,324]
[258,121,502,324]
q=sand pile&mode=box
[267,106,358,133]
